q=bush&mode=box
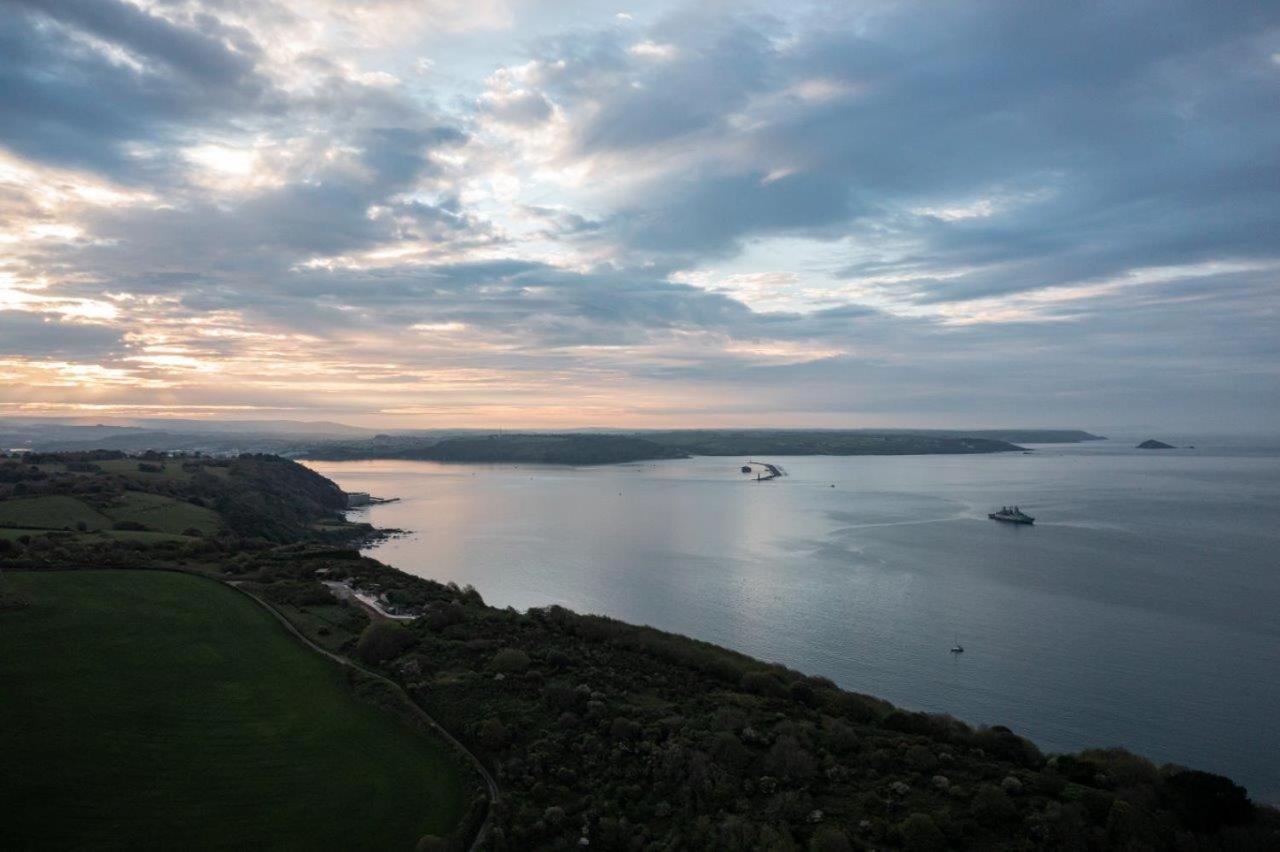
[355,621,415,665]
[905,744,938,773]
[808,825,851,852]
[971,784,1017,824]
[766,735,815,781]
[898,813,946,852]
[610,718,642,741]
[112,520,149,531]
[490,647,531,673]
[478,717,509,749]
[740,670,788,698]
[1162,769,1253,832]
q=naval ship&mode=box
[988,505,1034,525]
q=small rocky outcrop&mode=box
[1136,439,1176,449]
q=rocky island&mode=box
[1136,439,1177,449]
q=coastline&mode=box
[311,451,1280,806]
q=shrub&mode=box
[766,735,815,781]
[709,732,750,775]
[740,670,788,698]
[112,520,149,531]
[478,717,509,749]
[808,825,852,852]
[972,725,1043,768]
[490,647,531,673]
[898,813,946,852]
[971,784,1017,824]
[1080,747,1159,788]
[610,718,642,741]
[1104,799,1158,849]
[355,621,415,665]
[905,744,938,773]
[821,717,859,754]
[1162,769,1253,832]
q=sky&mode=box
[1,0,1277,431]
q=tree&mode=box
[1163,769,1253,832]
[355,621,414,665]
[898,813,945,852]
[808,825,852,852]
[971,784,1017,825]
[490,647,530,673]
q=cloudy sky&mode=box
[1,0,1277,430]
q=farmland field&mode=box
[0,495,109,530]
[0,570,469,849]
[101,490,222,535]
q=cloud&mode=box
[0,0,1276,429]
[514,1,1280,297]
[0,311,123,359]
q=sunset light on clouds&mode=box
[2,0,1278,429]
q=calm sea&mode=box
[307,436,1280,802]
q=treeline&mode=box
[305,434,688,464]
[0,452,356,549]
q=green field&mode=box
[0,495,110,530]
[0,491,221,536]
[0,570,468,850]
[101,490,222,535]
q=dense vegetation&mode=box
[0,450,351,544]
[0,570,472,850]
[304,433,689,464]
[302,431,1035,463]
[640,430,1026,456]
[2,451,1275,851]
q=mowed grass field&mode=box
[0,571,468,850]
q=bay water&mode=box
[308,436,1280,801]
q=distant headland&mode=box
[0,418,1106,465]
[302,429,1107,464]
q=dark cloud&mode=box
[0,0,271,176]
[12,0,262,87]
[529,1,1280,296]
[0,312,123,359]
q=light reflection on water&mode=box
[307,438,1280,802]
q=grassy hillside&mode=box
[0,570,470,850]
[100,490,222,535]
[0,495,111,530]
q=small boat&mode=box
[988,505,1034,525]
[950,645,964,654]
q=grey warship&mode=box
[989,505,1034,525]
